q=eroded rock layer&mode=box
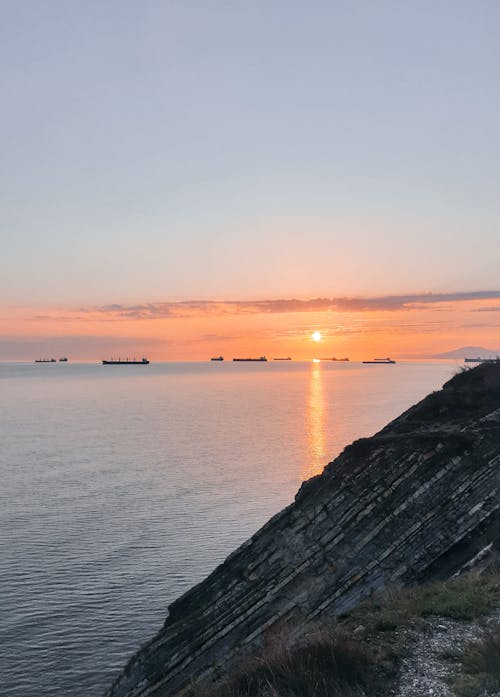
[106,363,500,697]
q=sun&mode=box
[312,331,322,342]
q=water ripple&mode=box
[0,360,456,696]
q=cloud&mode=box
[67,290,500,321]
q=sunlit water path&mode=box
[0,360,458,696]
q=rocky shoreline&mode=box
[106,363,500,697]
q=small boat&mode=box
[232,356,268,362]
[362,357,396,364]
[464,357,498,363]
[210,356,224,361]
[35,358,56,363]
[273,357,292,361]
[102,357,150,365]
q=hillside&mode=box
[105,363,500,697]
[431,347,500,359]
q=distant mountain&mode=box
[432,346,500,359]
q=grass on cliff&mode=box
[190,629,374,697]
[341,572,500,632]
[190,573,500,697]
[190,631,378,697]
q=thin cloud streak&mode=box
[67,290,500,321]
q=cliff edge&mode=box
[106,363,500,697]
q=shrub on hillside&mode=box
[191,631,380,697]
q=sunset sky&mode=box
[2,1,500,360]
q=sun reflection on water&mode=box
[304,361,327,481]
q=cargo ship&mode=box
[210,356,224,361]
[464,357,499,363]
[35,358,56,363]
[362,357,396,364]
[102,357,150,365]
[232,356,268,362]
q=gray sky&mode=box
[2,0,500,307]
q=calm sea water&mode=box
[1,360,459,696]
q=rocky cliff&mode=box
[106,363,500,697]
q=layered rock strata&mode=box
[106,363,500,697]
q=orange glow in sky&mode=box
[1,294,499,362]
[2,5,500,365]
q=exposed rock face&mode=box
[106,364,500,697]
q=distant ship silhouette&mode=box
[102,357,150,365]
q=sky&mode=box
[1,1,499,360]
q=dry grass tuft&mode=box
[190,629,379,697]
[189,574,500,697]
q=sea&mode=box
[1,359,460,696]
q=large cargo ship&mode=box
[232,356,268,362]
[362,357,396,364]
[102,357,150,365]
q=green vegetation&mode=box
[190,574,500,697]
[343,574,500,630]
